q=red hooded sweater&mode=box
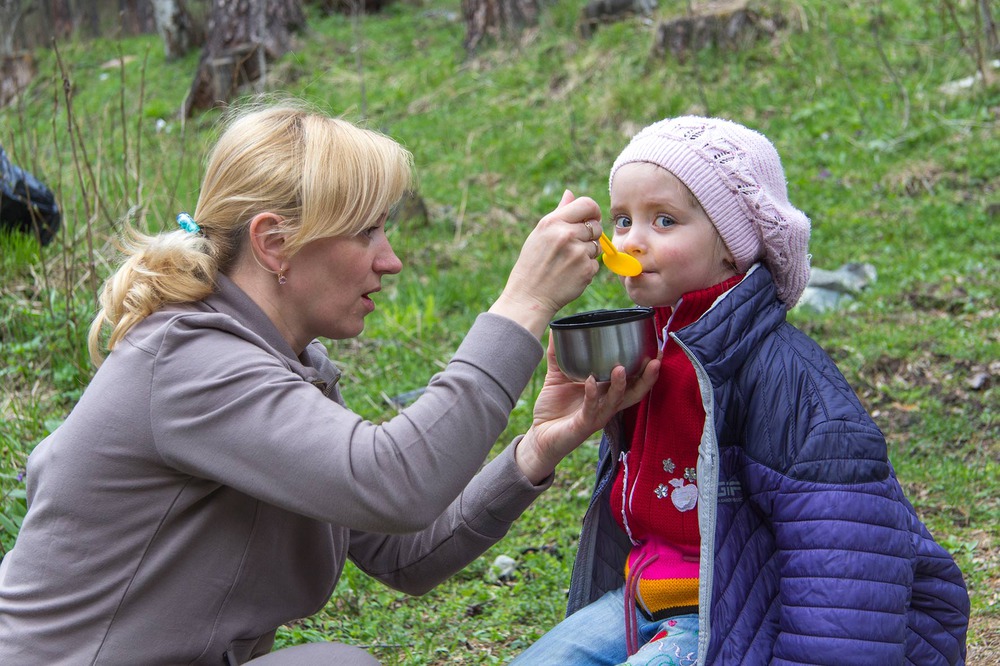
[610,275,743,620]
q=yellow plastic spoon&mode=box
[598,232,642,277]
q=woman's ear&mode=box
[247,212,287,273]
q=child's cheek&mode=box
[622,280,652,307]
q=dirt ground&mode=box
[968,613,999,665]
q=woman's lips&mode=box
[361,289,378,312]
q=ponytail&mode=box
[87,227,216,366]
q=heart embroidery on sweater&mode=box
[669,478,698,512]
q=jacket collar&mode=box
[672,264,787,387]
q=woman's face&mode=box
[281,215,402,347]
[610,162,736,307]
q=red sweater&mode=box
[610,276,743,618]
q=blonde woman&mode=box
[0,100,659,665]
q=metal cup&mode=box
[550,307,657,382]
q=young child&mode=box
[512,117,970,665]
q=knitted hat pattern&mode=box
[609,117,811,309]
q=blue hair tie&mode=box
[176,212,202,235]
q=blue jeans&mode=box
[509,587,699,666]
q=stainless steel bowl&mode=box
[550,307,657,382]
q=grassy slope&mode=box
[1,0,997,663]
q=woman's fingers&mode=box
[488,193,603,337]
[571,371,617,434]
[542,196,601,234]
[524,196,602,293]
[621,359,661,408]
[579,360,659,428]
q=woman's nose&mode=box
[376,240,403,275]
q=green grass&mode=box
[1,0,998,662]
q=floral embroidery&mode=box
[663,458,675,473]
[655,483,670,499]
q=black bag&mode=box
[1,145,61,246]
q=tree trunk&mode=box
[152,0,201,59]
[317,0,395,14]
[0,0,28,56]
[120,0,140,34]
[82,0,101,37]
[651,0,783,62]
[462,0,541,53]
[578,0,655,39]
[121,0,157,35]
[981,0,997,55]
[45,0,74,41]
[0,52,35,108]
[183,0,305,117]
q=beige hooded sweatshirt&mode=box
[0,275,549,664]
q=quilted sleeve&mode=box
[900,485,970,664]
[747,432,914,665]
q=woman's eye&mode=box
[613,215,632,229]
[363,212,390,239]
[653,214,676,228]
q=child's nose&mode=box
[619,230,645,256]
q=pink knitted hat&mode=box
[609,116,811,309]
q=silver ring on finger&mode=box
[584,220,597,241]
[591,240,601,257]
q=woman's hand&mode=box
[489,190,603,339]
[515,336,660,484]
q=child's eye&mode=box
[613,215,632,229]
[653,214,676,228]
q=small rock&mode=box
[968,372,989,391]
[808,262,877,294]
[490,554,518,582]
[797,262,877,313]
[937,61,999,96]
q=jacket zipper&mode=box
[671,331,717,666]
[619,451,639,546]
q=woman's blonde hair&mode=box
[88,98,413,366]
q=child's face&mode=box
[610,162,737,307]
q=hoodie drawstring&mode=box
[624,551,659,656]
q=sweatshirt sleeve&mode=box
[148,312,543,533]
[347,438,553,595]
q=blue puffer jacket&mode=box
[566,265,970,665]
